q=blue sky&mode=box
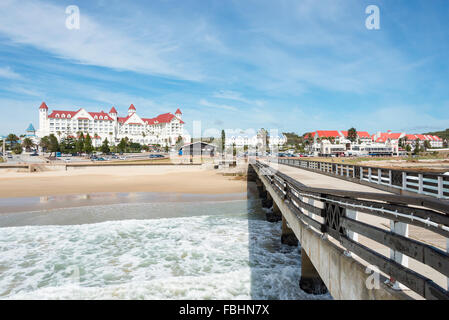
[0,0,449,137]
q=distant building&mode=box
[179,142,215,156]
[37,102,187,147]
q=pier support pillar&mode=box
[261,191,273,208]
[266,200,282,222]
[281,215,298,246]
[299,248,328,295]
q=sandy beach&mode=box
[0,165,247,198]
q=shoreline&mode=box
[0,191,249,215]
[0,165,248,199]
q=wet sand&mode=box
[0,165,247,199]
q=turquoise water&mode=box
[0,196,330,300]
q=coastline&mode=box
[0,165,247,199]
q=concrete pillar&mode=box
[262,191,273,208]
[299,248,328,295]
[267,201,282,222]
[281,215,298,246]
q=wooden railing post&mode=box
[438,176,444,198]
[389,221,409,290]
[402,172,407,191]
[418,174,424,194]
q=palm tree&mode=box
[22,137,34,152]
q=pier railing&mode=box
[254,160,449,300]
[276,158,449,200]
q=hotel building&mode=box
[305,130,443,157]
[37,102,187,147]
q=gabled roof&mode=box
[48,110,79,119]
[89,111,113,121]
[39,102,48,110]
[128,104,136,111]
[109,106,117,114]
[316,130,340,138]
[142,112,185,125]
[26,123,35,132]
[175,108,182,114]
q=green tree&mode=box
[6,133,19,149]
[221,129,226,156]
[232,143,237,156]
[405,144,412,153]
[100,138,110,154]
[12,144,23,154]
[84,133,94,154]
[60,137,76,154]
[48,134,59,155]
[22,137,34,152]
[424,140,431,150]
[347,128,357,143]
[39,136,50,153]
[76,133,85,154]
[118,138,127,153]
[413,143,420,155]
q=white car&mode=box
[64,158,71,163]
[119,156,126,160]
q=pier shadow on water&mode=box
[245,164,331,300]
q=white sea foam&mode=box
[0,202,331,300]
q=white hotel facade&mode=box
[37,102,188,147]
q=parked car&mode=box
[149,154,164,158]
[64,158,71,163]
[119,156,126,160]
[30,152,39,156]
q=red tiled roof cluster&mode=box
[316,130,340,138]
[406,134,442,141]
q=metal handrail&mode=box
[253,161,449,300]
[276,157,449,200]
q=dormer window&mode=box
[94,116,98,119]
[100,116,103,120]
[55,114,60,118]
[68,115,71,118]
[61,114,65,118]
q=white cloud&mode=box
[0,66,22,80]
[212,90,264,106]
[199,99,237,111]
[0,0,202,81]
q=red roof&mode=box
[434,135,442,141]
[117,115,132,123]
[175,108,182,114]
[39,102,48,110]
[142,112,185,125]
[129,104,136,111]
[357,131,371,138]
[89,111,113,121]
[316,130,340,138]
[389,133,402,139]
[109,107,117,114]
[48,110,79,119]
